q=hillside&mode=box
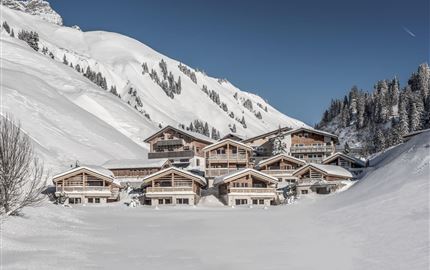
[3,124,428,270]
[0,1,306,171]
[316,63,430,155]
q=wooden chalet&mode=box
[144,125,215,170]
[141,167,206,206]
[256,154,306,183]
[203,139,253,186]
[292,163,352,195]
[322,152,366,177]
[242,127,337,163]
[103,158,171,188]
[52,166,121,204]
[242,126,293,157]
[214,168,278,206]
[288,127,338,163]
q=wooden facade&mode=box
[322,152,365,177]
[289,128,337,163]
[141,167,206,206]
[293,164,352,195]
[204,139,253,183]
[104,160,171,178]
[53,166,121,204]
[214,169,278,206]
[144,126,214,170]
[256,154,306,183]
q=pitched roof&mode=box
[242,126,293,143]
[213,168,278,186]
[288,127,338,139]
[257,153,306,168]
[143,125,215,144]
[52,165,118,186]
[293,163,353,179]
[322,152,365,167]
[103,158,169,170]
[141,167,207,186]
[203,138,253,152]
[220,133,245,141]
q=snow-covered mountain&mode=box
[1,0,62,25]
[0,1,306,171]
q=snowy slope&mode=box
[0,3,306,171]
[2,131,428,270]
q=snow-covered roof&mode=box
[293,163,353,179]
[102,158,169,169]
[142,167,207,186]
[322,152,365,167]
[257,153,306,167]
[143,125,215,144]
[243,126,337,143]
[203,138,253,151]
[220,133,246,141]
[52,165,118,185]
[213,168,278,186]
[242,126,293,143]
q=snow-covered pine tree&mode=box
[63,54,68,65]
[2,21,10,33]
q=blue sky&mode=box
[50,0,429,125]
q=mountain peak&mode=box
[1,0,62,25]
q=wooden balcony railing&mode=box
[260,169,295,175]
[207,154,247,161]
[228,187,276,194]
[148,150,194,159]
[205,168,239,177]
[290,146,334,153]
[146,187,193,193]
[56,186,111,193]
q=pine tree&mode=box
[398,93,409,136]
[10,29,14,37]
[63,54,68,65]
[203,122,210,137]
[374,128,386,152]
[2,21,10,34]
[409,103,421,132]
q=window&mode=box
[301,190,308,194]
[259,199,264,204]
[176,198,189,205]
[165,198,172,204]
[158,199,164,205]
[253,183,263,188]
[88,198,94,203]
[69,198,81,204]
[235,199,248,205]
[252,199,258,205]
[95,198,100,203]
[196,159,200,166]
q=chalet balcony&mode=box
[148,150,194,159]
[205,168,240,177]
[154,139,184,148]
[260,169,296,175]
[146,187,194,193]
[290,146,334,153]
[227,187,276,194]
[55,186,111,193]
[207,153,248,161]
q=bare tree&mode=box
[0,115,47,216]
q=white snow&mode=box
[2,130,428,270]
